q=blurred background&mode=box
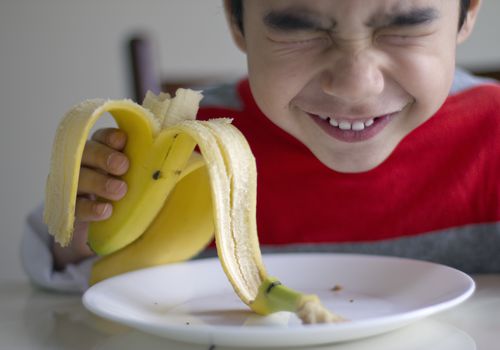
[0,0,499,281]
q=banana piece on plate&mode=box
[44,89,344,324]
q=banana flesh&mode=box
[44,89,343,324]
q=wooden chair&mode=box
[128,34,234,102]
[128,35,162,102]
[473,69,500,81]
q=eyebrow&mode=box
[263,10,332,32]
[263,6,440,33]
[367,7,440,28]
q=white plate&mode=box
[83,253,475,348]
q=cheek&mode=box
[245,28,330,109]
[390,46,456,117]
[246,45,313,123]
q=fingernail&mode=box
[107,153,129,173]
[94,203,111,218]
[106,178,126,194]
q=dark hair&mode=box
[459,0,471,29]
[230,0,244,33]
[230,0,471,32]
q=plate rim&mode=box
[83,253,475,347]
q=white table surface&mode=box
[1,275,498,350]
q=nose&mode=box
[321,50,384,103]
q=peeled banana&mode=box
[44,89,343,324]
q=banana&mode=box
[89,154,215,285]
[44,90,203,254]
[44,89,343,324]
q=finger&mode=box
[91,128,127,150]
[75,197,113,222]
[70,221,94,256]
[81,140,129,176]
[78,167,127,201]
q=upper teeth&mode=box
[319,116,376,131]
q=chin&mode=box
[312,141,397,173]
[330,160,384,174]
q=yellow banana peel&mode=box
[44,89,343,324]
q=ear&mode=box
[223,0,247,53]
[457,0,481,44]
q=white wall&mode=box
[0,0,499,280]
[457,0,500,70]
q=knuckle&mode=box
[79,166,127,200]
[84,132,128,174]
[75,197,92,220]
[108,129,127,149]
[78,168,106,196]
[85,169,127,200]
[82,141,106,168]
[92,128,126,150]
[91,128,112,142]
[85,141,118,173]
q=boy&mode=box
[23,0,500,291]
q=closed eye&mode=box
[267,34,331,47]
[376,31,436,46]
[263,10,328,33]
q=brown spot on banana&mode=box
[152,170,161,180]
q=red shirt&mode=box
[198,80,500,245]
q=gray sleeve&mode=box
[199,81,243,110]
[450,67,498,95]
[21,204,95,293]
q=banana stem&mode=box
[250,276,344,324]
[250,277,304,315]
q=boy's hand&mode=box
[77,128,129,221]
[52,128,129,270]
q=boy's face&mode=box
[227,0,478,172]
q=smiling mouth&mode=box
[316,115,383,131]
[309,111,401,142]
